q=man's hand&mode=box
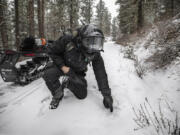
[61,66,70,74]
[65,68,85,86]
[103,95,113,112]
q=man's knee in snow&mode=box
[75,90,87,100]
[76,94,87,100]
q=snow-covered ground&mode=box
[0,39,180,135]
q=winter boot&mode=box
[49,76,69,109]
[49,85,64,109]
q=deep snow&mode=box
[0,39,180,135]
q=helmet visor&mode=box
[82,36,104,53]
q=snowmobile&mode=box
[0,37,53,85]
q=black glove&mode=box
[103,95,113,112]
[66,69,84,85]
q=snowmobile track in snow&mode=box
[0,81,44,112]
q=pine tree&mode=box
[80,0,94,24]
[112,17,118,41]
[173,0,180,15]
[38,0,45,38]
[45,0,67,39]
[4,0,16,49]
[116,0,138,34]
[96,0,111,35]
[103,8,111,36]
[15,0,20,50]
[19,0,29,38]
[0,0,8,49]
[28,0,35,37]
[56,0,68,27]
[116,0,180,37]
[96,0,105,30]
[67,0,79,30]
[137,0,143,30]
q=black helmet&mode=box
[78,25,104,53]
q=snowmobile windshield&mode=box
[82,36,104,53]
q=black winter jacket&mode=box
[48,35,111,96]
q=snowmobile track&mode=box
[0,81,43,110]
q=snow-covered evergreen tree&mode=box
[96,0,111,36]
[0,0,8,49]
[80,0,94,24]
[103,8,111,36]
[46,0,68,39]
[67,0,79,30]
[112,17,118,41]
[96,0,105,30]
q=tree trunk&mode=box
[0,0,8,49]
[171,0,174,16]
[69,0,73,29]
[28,0,35,37]
[15,0,20,50]
[137,0,143,30]
[38,0,41,37]
[38,0,45,38]
[88,0,91,23]
[99,0,103,30]
[41,0,45,37]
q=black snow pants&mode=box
[43,65,87,99]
